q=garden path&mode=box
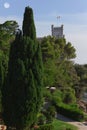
[57,114,87,130]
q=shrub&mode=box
[43,88,52,101]
[44,106,56,123]
[37,124,54,130]
[37,114,46,125]
[62,89,76,104]
[56,102,84,121]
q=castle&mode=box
[37,24,64,41]
[51,24,64,38]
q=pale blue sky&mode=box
[0,0,87,64]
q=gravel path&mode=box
[57,114,87,130]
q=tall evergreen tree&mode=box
[22,7,36,40]
[2,6,43,130]
[0,61,4,112]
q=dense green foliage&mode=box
[22,7,36,40]
[37,124,54,130]
[40,36,79,103]
[36,119,78,130]
[43,88,84,121]
[0,20,18,71]
[0,21,18,112]
[0,4,87,130]
[2,6,43,130]
[74,64,87,98]
[55,102,84,121]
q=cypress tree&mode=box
[2,6,43,130]
[0,61,4,112]
[22,6,36,40]
[0,61,4,89]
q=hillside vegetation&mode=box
[0,6,87,130]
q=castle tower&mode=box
[51,24,64,38]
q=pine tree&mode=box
[2,6,43,130]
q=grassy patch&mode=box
[52,119,78,130]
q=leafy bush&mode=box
[52,90,63,104]
[41,105,56,124]
[43,88,52,101]
[37,114,46,125]
[37,124,54,130]
[56,102,84,121]
[62,89,76,104]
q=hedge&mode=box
[56,103,84,121]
